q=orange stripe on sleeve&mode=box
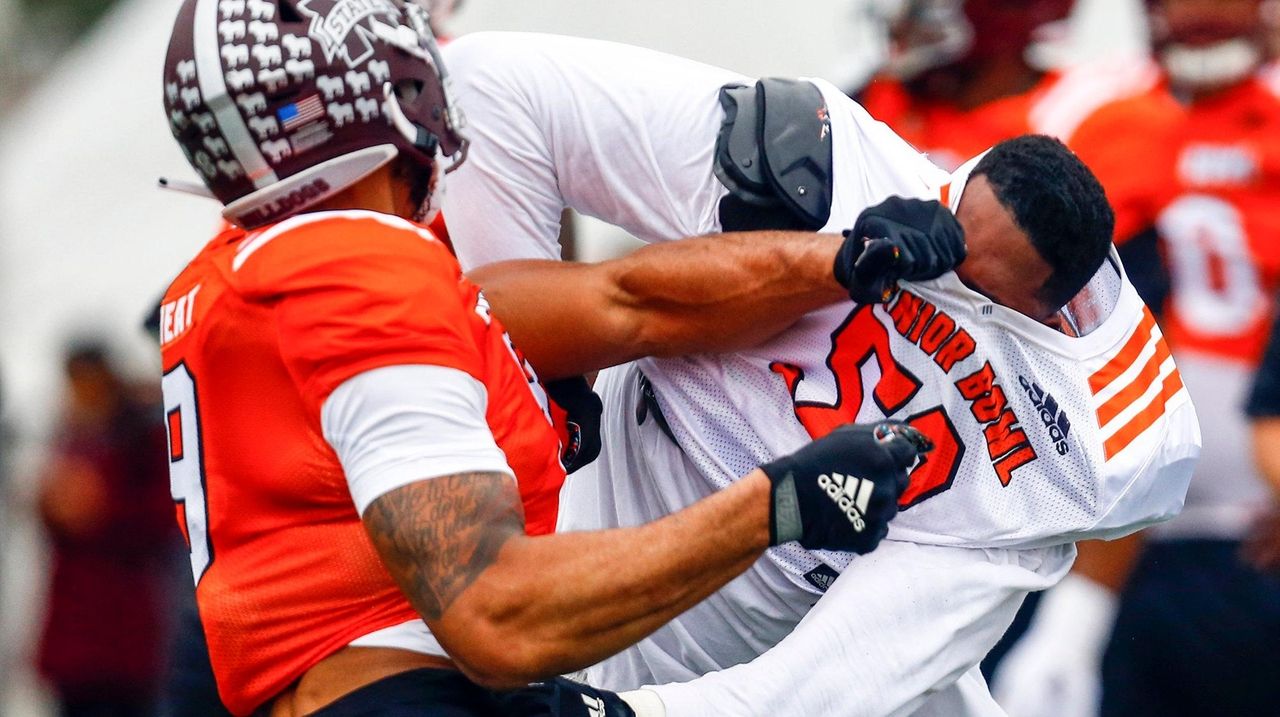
[1096,337,1174,427]
[1103,369,1184,460]
[1090,308,1157,394]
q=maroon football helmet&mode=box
[880,0,1073,80]
[162,0,467,228]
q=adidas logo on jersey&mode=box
[1019,375,1071,456]
[817,472,874,532]
[804,563,840,592]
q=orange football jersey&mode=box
[158,211,565,715]
[1155,77,1280,364]
[861,60,1180,242]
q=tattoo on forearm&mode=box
[364,472,524,620]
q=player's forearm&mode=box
[645,542,1033,717]
[445,471,772,688]
[469,231,845,380]
[1070,534,1144,593]
[610,231,847,356]
[365,469,772,689]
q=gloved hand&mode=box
[761,421,931,553]
[545,376,603,474]
[835,197,966,304]
[499,676,666,717]
[990,573,1120,717]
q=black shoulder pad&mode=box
[756,78,833,230]
[714,83,773,203]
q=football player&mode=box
[158,2,942,714]
[990,1,1280,715]
[441,32,1200,716]
[1245,306,1280,573]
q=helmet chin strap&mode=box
[1162,39,1262,91]
[412,154,445,224]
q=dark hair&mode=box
[972,135,1115,309]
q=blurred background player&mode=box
[1244,305,1280,574]
[858,0,1180,282]
[991,1,1280,716]
[860,0,1078,169]
[34,340,176,717]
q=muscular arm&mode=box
[468,231,846,381]
[363,469,772,689]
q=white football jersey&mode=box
[654,264,1199,557]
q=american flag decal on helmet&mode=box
[279,94,325,132]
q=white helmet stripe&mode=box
[194,0,278,189]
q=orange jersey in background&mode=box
[862,59,1181,242]
[1155,77,1280,364]
[158,211,565,715]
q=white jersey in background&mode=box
[443,32,1200,716]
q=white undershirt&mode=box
[321,363,515,515]
[321,364,516,656]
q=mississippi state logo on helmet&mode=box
[162,0,466,228]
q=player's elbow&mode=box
[449,637,553,690]
[442,588,574,689]
[447,623,567,690]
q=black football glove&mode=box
[762,421,931,553]
[545,376,604,474]
[498,677,637,717]
[834,197,966,304]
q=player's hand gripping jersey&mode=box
[157,212,565,715]
[443,33,1199,713]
